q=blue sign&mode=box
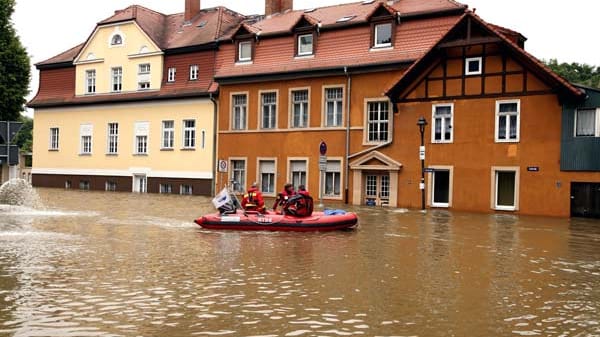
[319,141,327,156]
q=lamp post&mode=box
[417,116,427,211]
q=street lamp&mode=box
[416,116,427,211]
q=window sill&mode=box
[161,148,174,151]
[465,72,482,76]
[79,153,92,156]
[295,54,314,59]
[494,206,516,212]
[495,139,520,143]
[180,148,196,151]
[48,149,59,152]
[370,46,393,52]
[432,140,453,144]
[235,60,253,65]
[106,153,119,156]
[133,153,148,156]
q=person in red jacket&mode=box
[272,183,295,212]
[241,182,266,213]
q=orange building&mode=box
[214,0,600,217]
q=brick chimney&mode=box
[185,0,201,22]
[265,0,293,16]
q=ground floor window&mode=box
[160,184,173,194]
[133,175,147,193]
[231,159,246,192]
[65,180,72,189]
[79,181,90,190]
[324,160,341,197]
[432,169,450,207]
[259,160,275,194]
[180,184,193,195]
[105,181,117,192]
[493,168,519,211]
[290,160,307,191]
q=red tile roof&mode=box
[37,5,244,66]
[215,14,463,78]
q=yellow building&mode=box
[29,3,243,195]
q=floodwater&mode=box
[1,188,599,337]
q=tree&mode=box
[544,59,600,89]
[12,115,32,152]
[0,0,30,121]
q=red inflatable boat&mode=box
[194,210,358,232]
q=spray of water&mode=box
[0,178,43,208]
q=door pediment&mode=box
[350,151,402,171]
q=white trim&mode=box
[574,107,600,137]
[297,33,314,56]
[75,58,105,65]
[491,166,520,212]
[256,157,278,197]
[128,51,163,59]
[230,91,249,131]
[373,22,393,48]
[31,168,213,179]
[465,57,482,76]
[258,89,279,130]
[322,85,346,127]
[238,41,252,62]
[288,87,311,129]
[363,97,392,145]
[427,165,453,208]
[229,157,248,192]
[495,99,521,143]
[431,103,454,144]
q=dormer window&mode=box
[297,33,314,56]
[465,57,482,75]
[189,65,199,80]
[237,40,253,62]
[373,23,392,48]
[111,34,123,46]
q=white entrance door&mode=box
[133,175,147,193]
[365,173,390,205]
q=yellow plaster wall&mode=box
[75,22,163,95]
[33,99,215,176]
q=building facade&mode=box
[29,3,243,195]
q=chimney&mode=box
[185,0,201,22]
[265,0,293,16]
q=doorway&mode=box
[133,175,147,193]
[365,173,390,206]
[571,182,600,218]
[432,169,450,207]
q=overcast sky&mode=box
[12,0,600,116]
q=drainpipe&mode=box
[344,66,351,204]
[210,92,218,196]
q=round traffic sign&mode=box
[319,141,327,156]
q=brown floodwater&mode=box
[0,188,599,337]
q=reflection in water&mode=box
[0,188,599,336]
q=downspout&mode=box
[210,92,218,197]
[344,66,351,204]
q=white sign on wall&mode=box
[218,160,228,173]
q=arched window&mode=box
[111,34,123,46]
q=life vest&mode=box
[283,194,314,217]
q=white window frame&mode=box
[287,157,309,192]
[107,122,119,154]
[491,166,520,212]
[49,127,59,150]
[189,65,199,80]
[167,67,176,82]
[105,181,117,192]
[297,33,314,56]
[427,165,453,208]
[260,91,278,129]
[110,34,123,46]
[183,119,196,149]
[229,158,247,193]
[323,86,344,127]
[111,67,123,92]
[495,99,521,143]
[364,98,391,144]
[85,69,96,94]
[133,122,149,155]
[238,41,252,62]
[290,88,310,128]
[322,158,343,199]
[574,107,600,137]
[79,124,93,155]
[257,158,277,196]
[374,22,392,48]
[180,185,193,195]
[465,57,482,76]
[431,103,454,143]
[160,183,173,194]
[231,92,248,130]
[161,120,174,149]
[135,135,148,154]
